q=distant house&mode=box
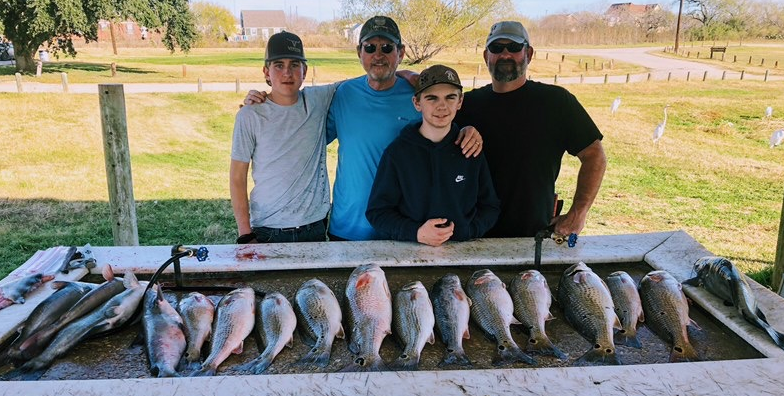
[240,10,286,41]
[539,14,579,33]
[343,23,362,43]
[605,3,662,26]
[97,20,150,42]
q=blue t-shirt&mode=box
[327,76,421,240]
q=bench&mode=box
[710,46,727,59]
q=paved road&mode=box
[0,47,778,93]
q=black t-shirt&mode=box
[455,80,603,237]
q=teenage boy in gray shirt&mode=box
[230,31,337,243]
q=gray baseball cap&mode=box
[485,21,530,47]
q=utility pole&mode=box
[675,0,684,52]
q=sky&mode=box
[210,0,615,22]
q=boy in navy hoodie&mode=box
[366,65,500,246]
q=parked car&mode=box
[0,42,15,61]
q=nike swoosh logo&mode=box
[455,175,465,183]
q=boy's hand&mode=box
[417,218,453,247]
[456,126,483,158]
[243,90,268,106]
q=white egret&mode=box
[765,106,773,119]
[652,105,670,147]
[611,97,621,115]
[771,129,784,148]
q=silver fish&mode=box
[606,271,645,349]
[241,292,297,374]
[0,273,55,310]
[16,265,126,361]
[293,279,344,368]
[20,272,148,372]
[509,270,567,359]
[2,281,96,365]
[431,273,472,367]
[392,281,435,370]
[466,269,535,366]
[178,292,215,369]
[143,284,187,377]
[341,264,392,372]
[191,287,256,376]
[557,262,621,365]
[684,256,784,350]
[640,270,699,362]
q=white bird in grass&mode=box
[771,129,784,148]
[765,106,773,119]
[652,104,670,147]
[611,97,621,115]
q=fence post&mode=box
[722,71,726,80]
[703,71,707,81]
[111,62,117,77]
[625,73,630,83]
[14,72,23,92]
[686,71,691,81]
[775,190,784,295]
[312,66,316,85]
[667,72,672,81]
[580,74,584,84]
[98,84,139,246]
[61,72,69,93]
[182,64,187,78]
[561,54,565,62]
[476,64,481,75]
[558,63,561,74]
[604,74,608,84]
[748,56,752,64]
[235,78,241,93]
[554,74,558,84]
[733,55,737,63]
[197,77,203,92]
[36,61,42,77]
[647,72,651,81]
[765,70,769,82]
[740,70,745,80]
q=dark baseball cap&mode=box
[485,21,530,47]
[265,31,306,62]
[415,64,462,95]
[359,16,401,45]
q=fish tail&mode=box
[492,342,536,366]
[296,346,331,368]
[239,353,274,375]
[151,364,180,378]
[188,364,216,377]
[669,342,699,362]
[526,332,568,360]
[338,354,388,372]
[613,329,642,349]
[438,347,472,367]
[391,352,420,371]
[756,318,784,350]
[575,345,622,366]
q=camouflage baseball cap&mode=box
[359,16,401,45]
[415,64,462,95]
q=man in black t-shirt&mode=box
[454,21,607,238]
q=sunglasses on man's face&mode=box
[487,41,527,54]
[362,43,396,54]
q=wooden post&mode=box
[647,72,651,81]
[36,61,42,78]
[625,73,630,83]
[686,71,691,81]
[558,64,561,74]
[761,58,765,66]
[472,76,477,89]
[61,72,69,93]
[545,53,549,60]
[554,74,558,84]
[98,84,139,246]
[775,191,784,295]
[197,77,203,93]
[667,72,672,81]
[765,70,769,82]
[111,62,117,77]
[721,53,725,61]
[476,64,481,75]
[311,66,316,85]
[734,55,737,63]
[603,74,608,84]
[703,71,708,81]
[235,78,241,93]
[561,54,565,62]
[740,70,745,80]
[584,63,588,72]
[580,74,584,84]
[182,64,187,78]
[722,71,726,80]
[748,56,752,64]
[14,72,23,92]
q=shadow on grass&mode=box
[0,198,235,279]
[0,62,155,77]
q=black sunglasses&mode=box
[487,41,527,54]
[362,43,396,54]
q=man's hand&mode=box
[550,210,586,238]
[455,126,483,158]
[236,232,259,244]
[417,218,454,247]
[243,90,268,106]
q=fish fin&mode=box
[336,325,345,339]
[122,271,139,289]
[510,316,522,325]
[612,314,622,330]
[613,330,642,349]
[232,341,244,355]
[189,365,216,377]
[688,318,702,331]
[296,346,331,368]
[438,348,472,368]
[463,328,470,340]
[756,307,770,325]
[102,265,115,281]
[466,296,472,308]
[546,312,556,321]
[286,335,294,348]
[669,342,699,362]
[50,280,72,290]
[639,311,645,323]
[575,345,621,366]
[682,277,701,287]
[427,331,435,345]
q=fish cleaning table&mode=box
[1,231,784,395]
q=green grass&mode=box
[0,69,783,288]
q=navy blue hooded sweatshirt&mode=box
[366,121,500,242]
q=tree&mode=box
[191,1,237,45]
[0,0,198,74]
[342,0,513,64]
